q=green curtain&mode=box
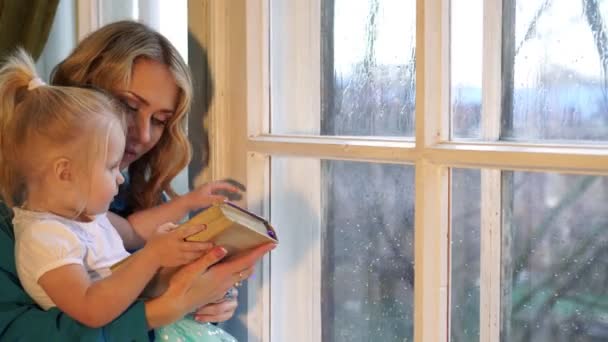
[0,0,59,60]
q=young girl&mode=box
[0,49,224,336]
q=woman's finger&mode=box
[209,183,241,193]
[181,251,209,264]
[210,189,241,201]
[235,267,254,282]
[171,246,228,286]
[215,243,276,273]
[205,194,230,204]
[218,178,247,192]
[193,299,238,323]
[194,299,237,316]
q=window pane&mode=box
[450,169,481,341]
[270,0,416,137]
[322,160,414,341]
[451,0,482,139]
[270,157,414,341]
[502,0,608,142]
[503,172,608,341]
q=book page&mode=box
[221,205,270,236]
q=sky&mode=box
[332,0,608,87]
[452,0,608,86]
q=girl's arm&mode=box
[127,180,242,240]
[38,250,158,328]
[0,210,149,341]
[37,225,211,328]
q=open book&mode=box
[112,202,277,271]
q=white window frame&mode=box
[203,0,608,341]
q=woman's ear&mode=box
[53,158,73,182]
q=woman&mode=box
[0,21,270,340]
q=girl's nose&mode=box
[117,172,125,185]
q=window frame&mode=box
[202,0,608,341]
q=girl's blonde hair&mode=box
[0,48,124,208]
[51,20,193,212]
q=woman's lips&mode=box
[124,148,137,160]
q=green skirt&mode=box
[156,317,238,342]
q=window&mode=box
[208,0,608,341]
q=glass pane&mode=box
[451,0,482,139]
[502,0,608,142]
[450,169,481,341]
[503,172,608,341]
[322,161,414,341]
[270,0,416,137]
[270,157,414,341]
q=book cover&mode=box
[183,202,278,255]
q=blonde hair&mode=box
[0,48,124,208]
[51,20,193,212]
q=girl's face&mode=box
[116,58,179,170]
[85,123,126,215]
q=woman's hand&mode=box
[180,179,246,211]
[127,179,246,240]
[192,289,239,323]
[144,243,276,328]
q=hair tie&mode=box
[27,77,46,91]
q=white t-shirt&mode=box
[12,208,130,310]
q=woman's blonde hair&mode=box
[0,49,124,208]
[51,20,193,212]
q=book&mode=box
[111,202,277,271]
[182,202,278,255]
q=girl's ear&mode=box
[53,158,73,182]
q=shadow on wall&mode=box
[187,30,214,189]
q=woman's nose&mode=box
[137,119,151,144]
[128,114,151,145]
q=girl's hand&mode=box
[144,224,213,267]
[182,179,246,211]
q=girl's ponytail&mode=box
[0,48,40,206]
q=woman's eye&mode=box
[151,117,167,126]
[119,99,139,113]
[125,104,138,113]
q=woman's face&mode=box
[116,58,179,169]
